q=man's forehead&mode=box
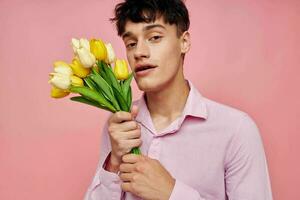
[122,17,170,39]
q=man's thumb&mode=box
[131,105,139,119]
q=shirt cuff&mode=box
[91,152,122,189]
[169,179,203,200]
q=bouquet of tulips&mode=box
[48,38,141,155]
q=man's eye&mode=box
[126,43,136,48]
[150,35,162,41]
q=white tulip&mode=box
[77,48,96,68]
[71,38,80,54]
[54,65,73,76]
[49,73,71,90]
[71,38,90,56]
[79,38,90,50]
[105,43,116,64]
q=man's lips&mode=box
[134,64,157,72]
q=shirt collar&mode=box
[134,79,208,134]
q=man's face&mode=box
[121,16,190,92]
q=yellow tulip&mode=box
[90,39,107,61]
[50,86,70,98]
[69,58,91,78]
[114,59,129,80]
[71,75,84,87]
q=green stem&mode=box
[130,147,141,155]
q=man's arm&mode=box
[224,114,273,199]
[84,115,124,200]
[169,114,273,200]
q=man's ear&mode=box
[180,31,191,54]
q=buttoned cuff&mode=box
[169,179,204,200]
[90,152,122,189]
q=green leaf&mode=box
[70,86,116,112]
[127,85,132,110]
[97,61,112,86]
[111,86,129,112]
[90,74,121,111]
[84,77,97,90]
[122,73,133,97]
[102,62,122,92]
[70,96,113,112]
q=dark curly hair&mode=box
[110,0,190,38]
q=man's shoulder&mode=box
[201,96,257,129]
[203,96,248,118]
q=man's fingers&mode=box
[121,182,132,192]
[118,121,139,132]
[119,163,135,173]
[110,111,132,123]
[122,153,143,163]
[119,172,134,182]
[124,129,141,139]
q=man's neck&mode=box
[144,76,190,122]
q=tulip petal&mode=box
[105,43,116,64]
[71,75,84,87]
[50,86,70,98]
[54,65,73,76]
[49,73,71,90]
[80,38,90,50]
[70,58,91,78]
[90,39,107,60]
[71,38,80,53]
[77,48,96,68]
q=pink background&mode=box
[1,0,299,199]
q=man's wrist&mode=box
[104,152,121,174]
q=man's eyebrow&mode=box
[122,24,166,39]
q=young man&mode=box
[84,0,273,199]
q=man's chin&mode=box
[137,83,165,94]
[136,79,158,92]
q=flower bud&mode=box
[77,48,96,68]
[71,75,84,87]
[70,58,91,78]
[71,38,80,54]
[105,43,116,64]
[90,39,107,61]
[53,61,73,76]
[114,59,129,80]
[80,38,90,51]
[48,73,71,90]
[50,86,70,98]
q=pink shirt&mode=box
[84,79,273,200]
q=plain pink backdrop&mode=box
[0,0,299,199]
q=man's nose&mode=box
[134,41,150,60]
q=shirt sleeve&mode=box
[83,114,125,200]
[224,114,273,200]
[170,114,273,200]
[169,179,206,200]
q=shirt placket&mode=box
[147,136,161,160]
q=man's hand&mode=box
[119,154,175,200]
[105,105,141,173]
